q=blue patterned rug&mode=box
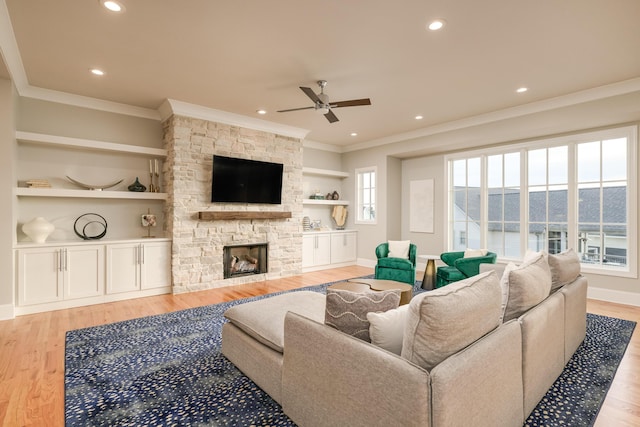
[65,279,636,426]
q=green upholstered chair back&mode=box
[375,242,417,266]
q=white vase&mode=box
[22,217,55,243]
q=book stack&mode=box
[25,179,52,188]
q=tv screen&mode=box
[211,155,283,204]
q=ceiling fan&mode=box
[277,80,371,123]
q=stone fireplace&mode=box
[161,106,305,294]
[223,243,268,279]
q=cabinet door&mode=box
[302,235,316,268]
[140,242,171,290]
[64,245,104,300]
[106,244,141,294]
[315,234,332,266]
[330,232,357,264]
[17,247,62,306]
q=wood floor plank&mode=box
[0,266,638,426]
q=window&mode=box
[446,126,637,276]
[356,167,376,224]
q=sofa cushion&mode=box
[401,271,502,371]
[325,288,400,342]
[499,262,517,322]
[547,248,581,293]
[388,240,411,258]
[502,253,552,322]
[464,248,488,258]
[367,304,409,355]
[223,291,326,353]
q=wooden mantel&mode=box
[198,211,292,220]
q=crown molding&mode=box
[343,77,640,153]
[159,99,309,140]
[303,139,344,153]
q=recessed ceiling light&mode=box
[90,68,105,76]
[516,87,528,93]
[415,115,424,120]
[350,132,358,137]
[427,19,446,31]
[100,0,125,12]
[256,109,267,115]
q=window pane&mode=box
[487,222,504,257]
[488,190,503,222]
[528,223,546,252]
[603,183,626,224]
[468,223,480,249]
[548,146,568,184]
[504,152,520,187]
[548,185,567,222]
[528,149,546,185]
[467,188,481,222]
[453,222,466,250]
[578,226,601,264]
[577,141,600,182]
[578,184,600,223]
[602,138,626,181]
[468,158,481,188]
[453,160,466,187]
[529,187,546,222]
[547,224,568,254]
[504,223,520,258]
[487,155,502,188]
[504,188,520,221]
[604,227,627,266]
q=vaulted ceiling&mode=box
[1,0,640,149]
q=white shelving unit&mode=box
[302,167,350,205]
[14,131,172,314]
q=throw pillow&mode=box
[547,248,581,293]
[325,288,400,342]
[367,304,409,355]
[502,253,552,322]
[464,248,488,258]
[401,271,502,371]
[388,240,411,258]
[499,262,517,322]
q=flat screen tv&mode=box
[211,155,283,204]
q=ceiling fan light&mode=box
[318,106,330,115]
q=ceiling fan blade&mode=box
[330,98,372,108]
[324,109,339,123]
[277,106,316,113]
[300,86,322,104]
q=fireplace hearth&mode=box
[223,243,268,279]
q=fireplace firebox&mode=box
[223,243,268,279]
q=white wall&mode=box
[0,78,16,318]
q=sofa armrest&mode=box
[282,312,431,427]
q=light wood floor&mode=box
[0,265,638,426]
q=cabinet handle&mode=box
[64,248,68,271]
[141,244,145,264]
[58,249,62,272]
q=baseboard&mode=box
[588,286,640,307]
[0,303,15,320]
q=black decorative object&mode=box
[128,177,146,192]
[74,213,108,240]
[332,191,340,200]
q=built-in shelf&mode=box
[303,199,349,205]
[302,167,349,178]
[16,131,167,157]
[15,188,167,200]
[198,211,292,220]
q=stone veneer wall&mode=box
[162,115,303,293]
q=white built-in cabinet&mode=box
[13,131,172,315]
[17,244,104,306]
[15,239,171,315]
[106,241,172,294]
[302,232,332,269]
[330,231,357,264]
[302,230,357,272]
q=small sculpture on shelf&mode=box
[74,213,108,240]
[66,176,123,191]
[128,177,146,192]
[142,208,157,238]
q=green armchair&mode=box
[374,242,417,286]
[436,251,497,288]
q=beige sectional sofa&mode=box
[222,250,586,427]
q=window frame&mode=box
[355,166,377,225]
[444,125,637,278]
